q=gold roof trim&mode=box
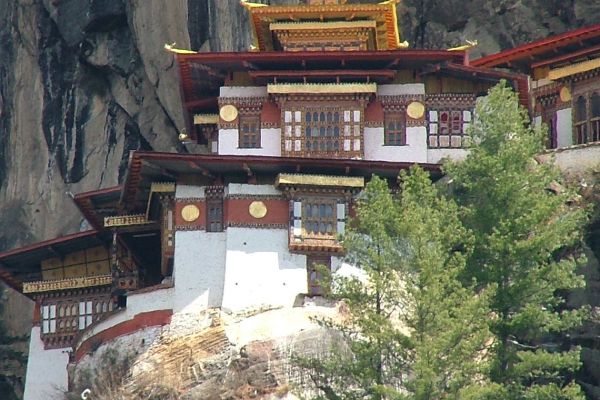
[268,83,376,94]
[104,214,153,228]
[23,275,112,294]
[270,20,377,31]
[194,114,220,124]
[547,57,600,80]
[150,182,176,193]
[242,0,401,51]
[163,43,197,54]
[276,173,364,188]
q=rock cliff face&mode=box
[1,0,600,399]
[1,0,599,250]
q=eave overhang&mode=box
[0,230,105,295]
[471,23,600,72]
[121,151,442,212]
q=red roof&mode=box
[121,151,442,211]
[176,49,467,111]
[471,23,600,71]
[73,186,122,230]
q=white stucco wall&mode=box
[220,86,267,97]
[221,228,307,313]
[78,287,174,345]
[427,148,469,164]
[175,184,205,199]
[364,126,428,162]
[173,230,227,314]
[557,107,573,148]
[218,128,281,156]
[377,83,425,96]
[23,327,70,400]
[228,183,281,196]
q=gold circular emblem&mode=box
[406,101,425,119]
[248,201,267,219]
[181,204,200,222]
[219,104,239,122]
[559,86,571,103]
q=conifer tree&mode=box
[299,170,491,399]
[445,82,589,399]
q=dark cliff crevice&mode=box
[188,0,209,51]
[0,1,16,192]
[119,119,151,183]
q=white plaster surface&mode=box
[23,327,70,400]
[221,228,307,312]
[175,184,205,199]
[77,326,164,375]
[227,183,281,196]
[557,107,573,148]
[218,128,281,156]
[79,286,174,344]
[377,83,425,96]
[173,231,227,323]
[364,126,428,163]
[533,115,542,127]
[427,148,469,164]
[538,144,600,177]
[220,86,267,97]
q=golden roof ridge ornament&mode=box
[448,39,478,52]
[164,43,197,54]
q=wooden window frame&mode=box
[40,293,112,348]
[427,108,472,148]
[384,110,406,146]
[281,104,363,159]
[206,187,225,232]
[290,195,346,252]
[238,114,261,149]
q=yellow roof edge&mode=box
[548,57,600,80]
[276,173,365,188]
[164,43,197,54]
[268,83,377,94]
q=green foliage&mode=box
[298,170,492,399]
[445,82,589,398]
[297,82,590,400]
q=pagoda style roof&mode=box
[471,23,600,74]
[422,62,530,108]
[241,0,403,51]
[0,230,105,293]
[175,49,467,111]
[121,151,441,212]
[73,186,122,231]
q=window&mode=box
[574,93,600,144]
[79,300,93,330]
[428,109,471,148]
[282,106,363,158]
[291,198,346,248]
[384,111,406,146]
[206,187,224,232]
[239,114,261,148]
[307,255,331,296]
[42,304,56,334]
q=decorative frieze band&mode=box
[104,214,152,227]
[425,93,476,108]
[24,275,112,294]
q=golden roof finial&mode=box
[240,0,268,9]
[448,39,478,52]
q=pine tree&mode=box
[445,82,589,399]
[298,170,492,399]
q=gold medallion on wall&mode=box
[248,201,268,219]
[181,204,200,222]
[559,86,571,103]
[406,101,425,119]
[219,104,239,122]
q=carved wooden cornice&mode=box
[24,275,112,294]
[425,93,476,108]
[104,214,153,228]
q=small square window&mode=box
[239,114,261,148]
[384,111,406,146]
